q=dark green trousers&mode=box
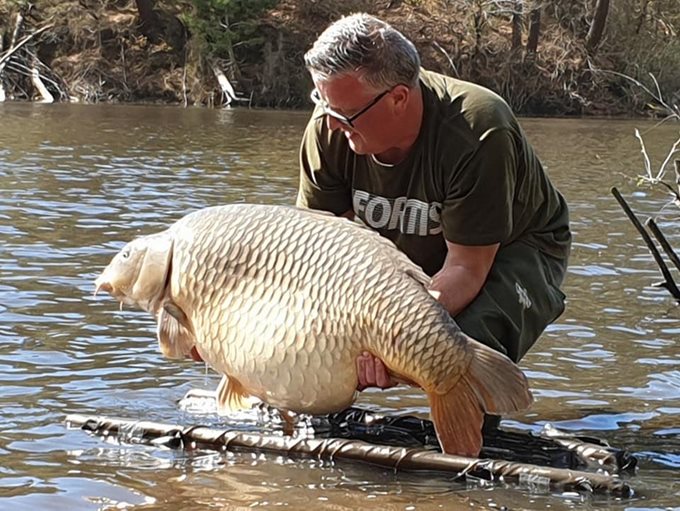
[454,241,568,432]
[454,241,568,364]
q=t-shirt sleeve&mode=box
[440,128,517,245]
[296,116,353,215]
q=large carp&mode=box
[95,204,532,456]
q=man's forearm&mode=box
[429,265,486,316]
[430,241,499,316]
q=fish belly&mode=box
[206,332,360,414]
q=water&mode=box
[1,103,679,510]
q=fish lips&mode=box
[94,277,150,310]
[94,278,112,295]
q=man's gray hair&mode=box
[304,13,421,90]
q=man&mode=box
[296,14,571,410]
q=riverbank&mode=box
[1,0,678,116]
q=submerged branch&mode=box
[635,128,653,179]
[646,218,680,274]
[611,187,680,300]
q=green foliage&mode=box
[182,0,277,60]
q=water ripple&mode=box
[2,106,679,509]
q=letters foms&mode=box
[353,190,442,236]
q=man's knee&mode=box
[454,243,567,362]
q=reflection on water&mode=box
[1,103,679,510]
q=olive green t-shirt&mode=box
[296,69,571,276]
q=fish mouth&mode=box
[94,279,128,310]
[94,279,113,296]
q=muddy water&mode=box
[0,103,678,510]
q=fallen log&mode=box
[540,423,636,472]
[304,405,637,474]
[65,413,634,496]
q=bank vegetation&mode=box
[0,0,678,116]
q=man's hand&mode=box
[356,351,396,390]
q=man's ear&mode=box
[391,84,410,112]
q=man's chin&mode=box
[346,137,368,155]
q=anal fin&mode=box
[216,375,255,414]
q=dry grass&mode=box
[0,0,677,114]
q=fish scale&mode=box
[95,203,533,456]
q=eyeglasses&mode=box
[310,88,391,128]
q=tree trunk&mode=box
[511,0,523,50]
[472,2,484,58]
[635,0,650,35]
[526,5,541,55]
[585,0,610,53]
[135,0,159,40]
[0,10,25,101]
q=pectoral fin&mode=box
[215,375,255,414]
[163,301,193,333]
[157,305,195,359]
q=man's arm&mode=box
[429,240,499,316]
[356,239,499,390]
[296,117,353,215]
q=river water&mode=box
[0,103,678,510]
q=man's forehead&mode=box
[315,73,373,103]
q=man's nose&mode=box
[326,115,350,133]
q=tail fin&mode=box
[427,377,485,456]
[466,341,533,414]
[428,341,533,456]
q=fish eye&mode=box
[121,249,130,259]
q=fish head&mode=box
[95,231,173,313]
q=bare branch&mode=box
[657,136,680,182]
[635,128,653,179]
[0,23,54,69]
[588,65,679,119]
[649,72,663,104]
[611,187,680,301]
[432,41,459,78]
